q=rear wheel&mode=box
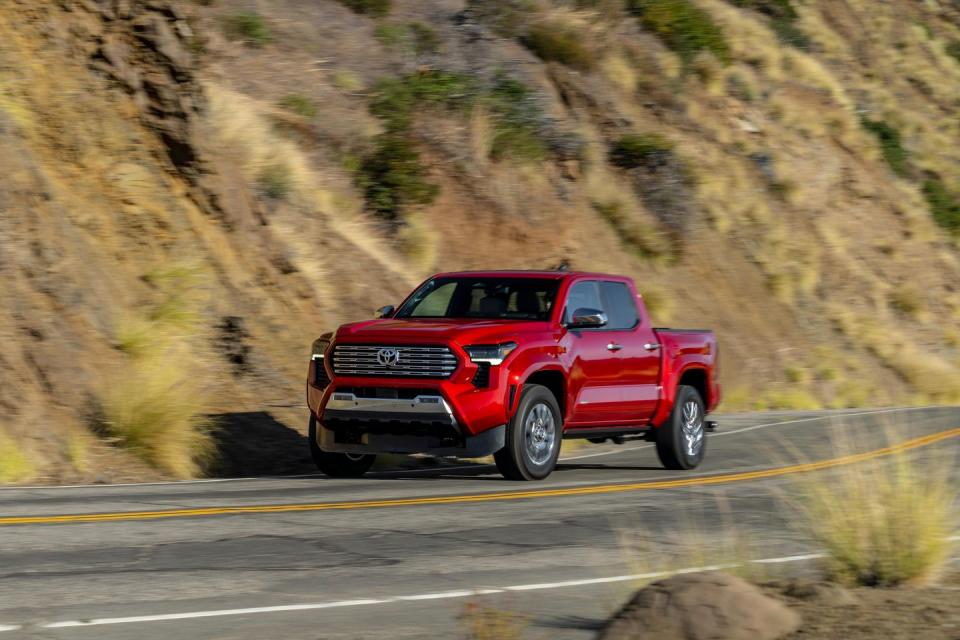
[655,385,707,470]
[494,384,563,481]
[308,415,376,478]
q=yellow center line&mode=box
[2,427,958,527]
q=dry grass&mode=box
[0,430,35,483]
[460,600,529,640]
[99,349,215,479]
[793,429,957,586]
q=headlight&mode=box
[464,342,518,365]
[311,338,330,360]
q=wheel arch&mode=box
[677,366,709,408]
[521,368,567,419]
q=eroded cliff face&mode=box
[1,0,959,482]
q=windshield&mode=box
[395,277,560,321]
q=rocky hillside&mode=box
[2,0,959,483]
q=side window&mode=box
[411,282,456,316]
[564,281,602,324]
[600,281,640,330]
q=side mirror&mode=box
[568,308,608,329]
[375,305,396,319]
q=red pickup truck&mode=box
[306,271,720,481]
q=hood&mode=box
[335,318,546,346]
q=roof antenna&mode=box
[554,260,571,272]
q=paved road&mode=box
[0,406,958,639]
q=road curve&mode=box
[0,406,957,639]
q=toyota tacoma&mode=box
[306,270,720,480]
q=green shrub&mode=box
[922,178,960,235]
[222,12,271,47]
[358,133,439,223]
[609,133,673,168]
[485,73,548,162]
[375,22,442,55]
[338,0,391,17]
[464,0,536,37]
[521,23,595,70]
[408,22,441,55]
[627,0,731,66]
[946,39,960,64]
[731,0,809,49]
[370,71,477,132]
[860,118,909,177]
[374,23,407,48]
[279,94,317,118]
[258,164,292,199]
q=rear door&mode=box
[563,280,626,424]
[599,280,661,421]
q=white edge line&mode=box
[0,406,942,491]
[0,626,20,633]
[25,547,922,630]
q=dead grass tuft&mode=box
[794,428,956,586]
[98,350,215,479]
[0,430,35,483]
[460,600,529,640]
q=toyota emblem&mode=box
[376,348,400,367]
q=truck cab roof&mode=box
[430,270,631,282]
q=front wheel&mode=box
[308,415,376,478]
[494,384,563,481]
[655,385,707,470]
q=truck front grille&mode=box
[332,345,458,378]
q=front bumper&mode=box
[317,391,505,456]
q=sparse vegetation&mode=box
[795,433,956,586]
[99,352,215,479]
[337,0,391,18]
[593,200,666,259]
[945,39,960,64]
[222,12,271,47]
[922,178,960,235]
[627,0,731,66]
[375,22,442,56]
[485,74,549,162]
[610,133,673,168]
[370,71,477,132]
[889,285,924,318]
[460,601,529,640]
[258,163,292,200]
[860,118,910,177]
[279,94,317,119]
[96,264,215,479]
[731,0,809,49]
[357,133,439,223]
[408,22,441,55]
[0,430,34,483]
[522,22,596,70]
[464,0,536,38]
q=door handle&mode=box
[644,343,661,351]
[606,343,623,352]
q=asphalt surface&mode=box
[0,406,958,639]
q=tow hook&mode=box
[706,421,718,433]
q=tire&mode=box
[308,415,376,478]
[655,385,707,470]
[494,384,563,481]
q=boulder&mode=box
[599,572,801,640]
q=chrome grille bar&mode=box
[332,344,458,378]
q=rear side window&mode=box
[599,281,640,330]
[563,281,602,324]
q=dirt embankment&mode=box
[2,0,960,482]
